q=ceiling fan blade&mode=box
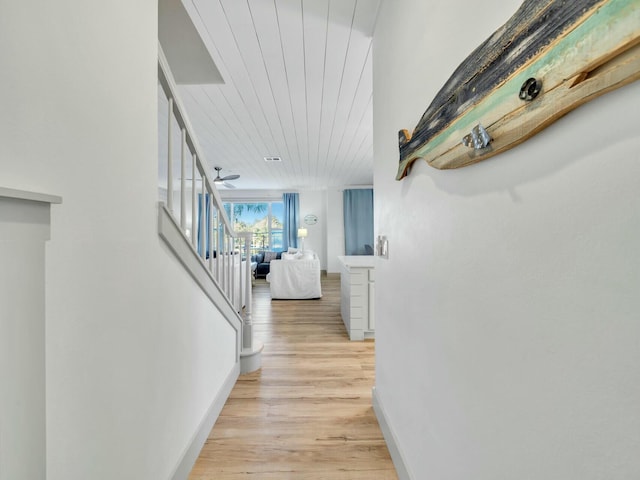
[221,174,240,181]
[223,181,236,189]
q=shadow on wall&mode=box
[399,81,640,201]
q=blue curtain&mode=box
[343,189,374,255]
[197,193,210,257]
[282,193,299,251]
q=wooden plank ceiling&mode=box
[161,0,380,191]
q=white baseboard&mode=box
[372,386,413,480]
[170,362,240,480]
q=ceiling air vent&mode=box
[263,156,282,162]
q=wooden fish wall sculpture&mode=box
[397,0,640,177]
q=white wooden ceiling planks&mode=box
[160,0,381,190]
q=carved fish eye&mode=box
[519,77,541,101]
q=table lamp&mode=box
[297,227,308,251]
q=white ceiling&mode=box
[160,0,381,191]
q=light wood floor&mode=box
[189,275,398,479]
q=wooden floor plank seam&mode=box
[188,277,398,479]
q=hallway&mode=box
[188,276,397,479]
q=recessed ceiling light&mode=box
[263,156,282,162]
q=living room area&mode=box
[218,187,372,285]
[187,189,382,476]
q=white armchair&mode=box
[266,251,322,299]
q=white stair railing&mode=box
[157,43,261,372]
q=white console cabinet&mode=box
[338,256,375,341]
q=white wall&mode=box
[373,1,640,479]
[326,188,345,273]
[0,2,237,479]
[218,189,286,203]
[299,189,327,269]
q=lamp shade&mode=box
[297,228,308,238]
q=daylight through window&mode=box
[224,202,284,255]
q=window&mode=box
[224,201,284,254]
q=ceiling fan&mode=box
[213,166,240,189]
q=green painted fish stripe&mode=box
[397,0,639,176]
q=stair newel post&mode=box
[180,128,186,231]
[239,231,262,373]
[166,97,173,214]
[235,236,241,313]
[241,233,252,349]
[230,234,236,312]
[207,191,214,272]
[199,179,206,260]
[227,234,233,298]
[220,223,226,286]
[213,209,219,282]
[191,154,197,248]
[239,236,244,312]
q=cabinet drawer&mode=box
[349,271,367,285]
